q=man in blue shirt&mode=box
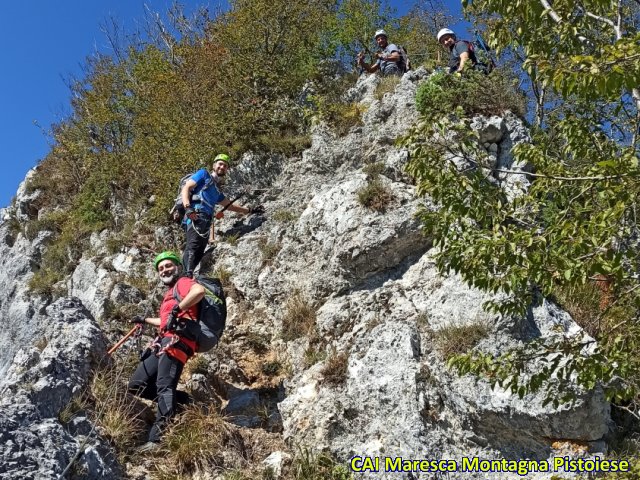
[357,30,404,77]
[180,153,259,277]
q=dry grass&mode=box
[185,355,210,376]
[258,239,281,266]
[356,178,393,212]
[89,360,146,455]
[213,266,233,288]
[431,321,491,361]
[303,344,327,369]
[58,395,87,425]
[281,291,316,341]
[374,75,401,101]
[271,209,299,223]
[553,279,635,339]
[151,406,236,477]
[320,351,349,386]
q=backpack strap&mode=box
[191,172,218,212]
[172,280,199,322]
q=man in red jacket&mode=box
[128,251,205,450]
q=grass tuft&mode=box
[356,178,393,212]
[431,321,491,361]
[320,351,349,386]
[281,291,316,341]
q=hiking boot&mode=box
[137,441,161,453]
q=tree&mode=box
[405,0,640,406]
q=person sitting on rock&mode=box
[128,251,204,451]
[357,29,403,77]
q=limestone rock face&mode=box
[0,298,119,480]
[0,66,611,480]
[279,252,609,479]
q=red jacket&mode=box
[159,277,199,354]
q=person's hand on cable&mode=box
[131,315,145,325]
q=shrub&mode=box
[415,68,526,120]
[356,178,393,212]
[281,291,316,341]
[362,162,385,177]
[23,210,67,241]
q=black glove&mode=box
[250,204,265,215]
[165,305,181,332]
[132,315,145,325]
[185,207,199,221]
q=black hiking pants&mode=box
[182,213,213,278]
[128,338,192,443]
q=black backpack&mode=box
[397,45,411,73]
[173,276,226,352]
[169,171,215,224]
[461,40,495,74]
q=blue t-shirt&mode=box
[189,168,225,216]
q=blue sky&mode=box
[0,0,467,208]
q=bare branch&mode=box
[539,0,591,45]
[612,404,640,421]
[584,11,616,30]
[490,168,637,182]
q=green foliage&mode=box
[329,0,395,63]
[415,68,526,119]
[23,211,67,241]
[405,0,640,406]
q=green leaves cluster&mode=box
[406,0,640,404]
[415,68,526,118]
[450,330,640,408]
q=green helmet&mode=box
[214,153,230,165]
[153,251,182,270]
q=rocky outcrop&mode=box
[0,298,119,479]
[0,67,611,479]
